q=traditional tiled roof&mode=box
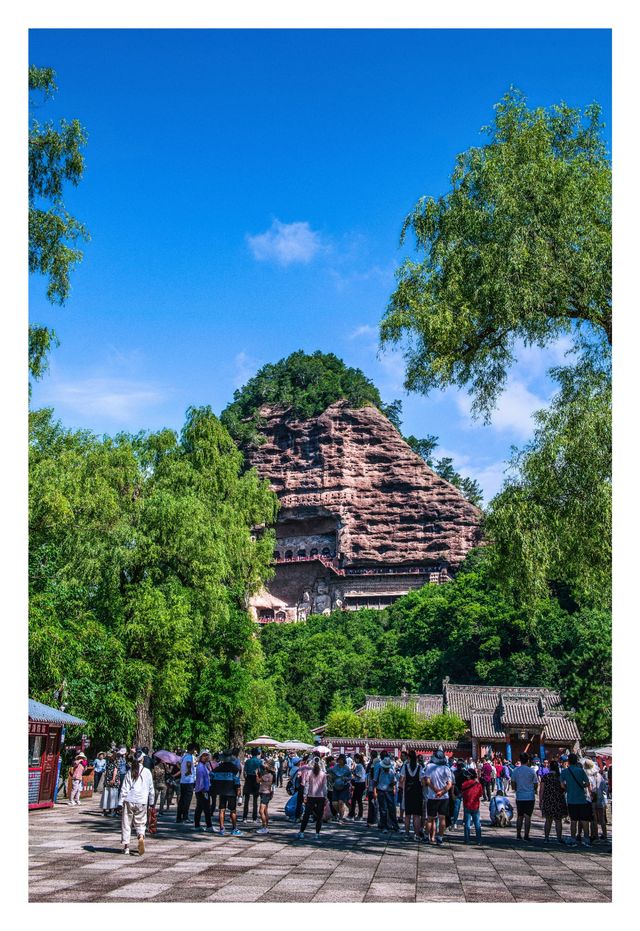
[470,712,506,740]
[364,693,444,717]
[28,699,86,726]
[501,699,544,727]
[321,737,469,751]
[541,713,581,742]
[444,681,562,722]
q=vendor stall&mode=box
[28,699,86,810]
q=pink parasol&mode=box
[153,750,181,765]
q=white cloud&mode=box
[456,378,546,439]
[43,377,165,424]
[373,350,406,393]
[246,219,324,266]
[514,335,575,377]
[348,324,378,341]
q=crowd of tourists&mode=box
[76,743,610,855]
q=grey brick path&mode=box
[29,788,612,902]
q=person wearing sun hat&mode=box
[68,752,87,806]
[423,747,453,846]
[120,751,155,856]
[375,754,399,833]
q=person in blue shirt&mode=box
[194,750,214,832]
[211,749,242,835]
[559,753,593,847]
[242,749,263,822]
[375,756,399,833]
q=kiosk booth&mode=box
[28,699,86,810]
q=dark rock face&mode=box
[247,401,483,570]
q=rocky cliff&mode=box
[246,401,483,568]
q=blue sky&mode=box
[28,28,611,501]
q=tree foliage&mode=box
[29,65,89,378]
[221,350,403,444]
[260,548,611,745]
[485,359,611,607]
[406,434,483,507]
[381,88,611,420]
[323,705,466,740]
[28,406,307,750]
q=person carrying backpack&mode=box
[461,769,483,844]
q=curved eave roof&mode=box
[29,699,86,726]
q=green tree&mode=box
[221,350,402,444]
[378,703,420,739]
[29,66,89,379]
[324,710,363,738]
[485,359,611,607]
[29,406,279,749]
[405,435,483,507]
[381,89,611,420]
[418,712,467,741]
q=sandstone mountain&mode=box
[246,401,483,569]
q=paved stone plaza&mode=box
[29,787,612,903]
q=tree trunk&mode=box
[134,690,154,750]
[228,718,244,753]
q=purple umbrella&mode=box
[153,750,181,765]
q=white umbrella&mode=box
[277,740,315,751]
[245,735,279,747]
[310,745,329,756]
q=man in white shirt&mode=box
[510,752,539,840]
[120,752,155,855]
[423,748,453,846]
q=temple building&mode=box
[246,402,483,623]
[314,681,581,760]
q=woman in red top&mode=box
[461,770,483,844]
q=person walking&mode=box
[347,754,367,821]
[366,752,379,827]
[581,758,603,844]
[511,752,538,841]
[297,757,328,841]
[176,743,198,824]
[165,761,181,812]
[100,751,120,816]
[120,752,154,856]
[451,759,466,830]
[461,768,483,844]
[276,753,284,788]
[257,761,275,834]
[211,749,243,836]
[560,753,593,847]
[68,752,86,806]
[152,759,168,814]
[92,752,106,793]
[375,755,399,833]
[423,748,453,846]
[539,760,568,842]
[331,755,352,822]
[242,749,263,823]
[294,756,311,821]
[480,758,493,802]
[502,759,512,794]
[194,750,214,832]
[400,751,424,839]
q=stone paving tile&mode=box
[312,887,367,902]
[29,789,611,903]
[107,881,173,899]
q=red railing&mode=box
[273,555,345,575]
